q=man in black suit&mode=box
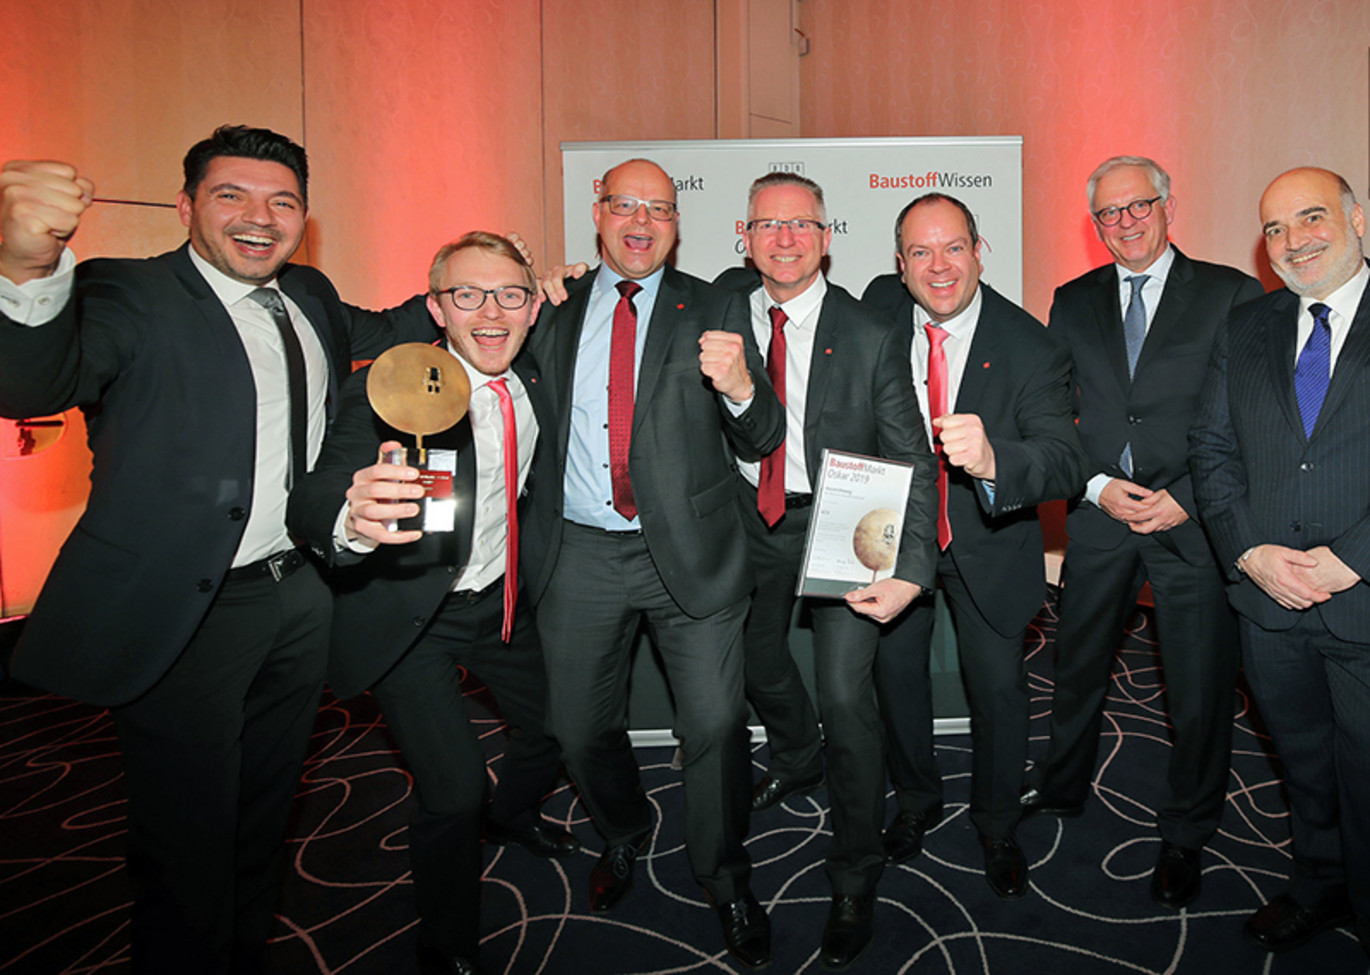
[1191,166,1370,958]
[1022,156,1262,907]
[0,127,433,974]
[862,193,1086,899]
[715,172,938,969]
[522,158,783,968]
[287,232,576,975]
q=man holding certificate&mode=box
[716,172,939,970]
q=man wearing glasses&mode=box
[288,232,574,975]
[1022,157,1262,909]
[522,159,784,968]
[714,172,938,969]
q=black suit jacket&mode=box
[1191,263,1370,639]
[862,274,1087,635]
[287,355,547,699]
[714,267,939,589]
[0,244,435,706]
[522,265,785,618]
[1052,247,1263,562]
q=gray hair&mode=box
[1086,156,1171,210]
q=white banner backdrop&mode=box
[562,136,1023,303]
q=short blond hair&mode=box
[428,231,536,293]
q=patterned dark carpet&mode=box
[2,596,1366,974]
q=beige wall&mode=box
[799,0,1370,319]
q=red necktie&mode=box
[926,323,952,550]
[609,280,642,520]
[757,305,788,526]
[488,377,519,643]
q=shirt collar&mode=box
[1302,260,1370,324]
[187,243,278,308]
[594,263,664,305]
[1113,242,1175,288]
[917,283,983,341]
[761,273,826,331]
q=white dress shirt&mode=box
[737,274,826,494]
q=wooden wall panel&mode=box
[540,0,718,264]
[798,0,1370,319]
[301,0,545,308]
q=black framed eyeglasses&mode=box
[745,218,828,235]
[434,286,534,311]
[599,195,678,220]
[1093,196,1163,226]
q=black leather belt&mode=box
[225,548,305,583]
[784,493,814,510]
[450,576,502,604]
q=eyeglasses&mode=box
[1093,196,1163,226]
[599,195,678,220]
[745,218,828,236]
[435,286,534,311]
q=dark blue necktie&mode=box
[1294,302,1331,438]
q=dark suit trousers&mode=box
[536,521,753,904]
[1037,530,1238,849]
[878,549,1028,840]
[369,585,561,959]
[1240,615,1370,930]
[740,498,886,895]
[112,564,330,975]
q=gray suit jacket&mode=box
[715,267,939,589]
[522,265,785,618]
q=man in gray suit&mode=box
[716,172,938,970]
[1191,166,1370,958]
[521,159,784,969]
[1023,156,1262,908]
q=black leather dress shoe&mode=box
[751,771,824,812]
[1150,841,1201,908]
[486,819,581,859]
[716,889,771,969]
[1244,891,1354,952]
[1019,787,1085,818]
[819,892,875,970]
[588,842,640,913]
[982,834,1028,898]
[417,944,480,975]
[882,804,943,865]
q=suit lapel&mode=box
[804,291,840,472]
[169,246,257,394]
[633,267,681,432]
[279,272,343,418]
[548,280,594,463]
[1263,289,1304,438]
[1138,250,1196,376]
[1311,274,1370,436]
[1087,265,1132,391]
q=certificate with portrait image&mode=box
[798,449,914,598]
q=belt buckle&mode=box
[267,551,288,582]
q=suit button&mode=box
[412,616,426,627]
[1290,521,1302,532]
[1300,462,1315,472]
[228,506,246,520]
[196,579,214,592]
[1128,415,1140,425]
[446,565,457,574]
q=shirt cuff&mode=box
[723,392,754,416]
[1084,473,1113,507]
[0,248,76,325]
[333,502,379,554]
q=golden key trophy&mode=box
[366,343,472,533]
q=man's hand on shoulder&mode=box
[343,441,426,545]
[538,262,590,306]
[699,329,753,403]
[844,578,921,624]
[0,160,93,284]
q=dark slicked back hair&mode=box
[182,125,310,205]
[894,192,979,253]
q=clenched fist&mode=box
[0,160,94,284]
